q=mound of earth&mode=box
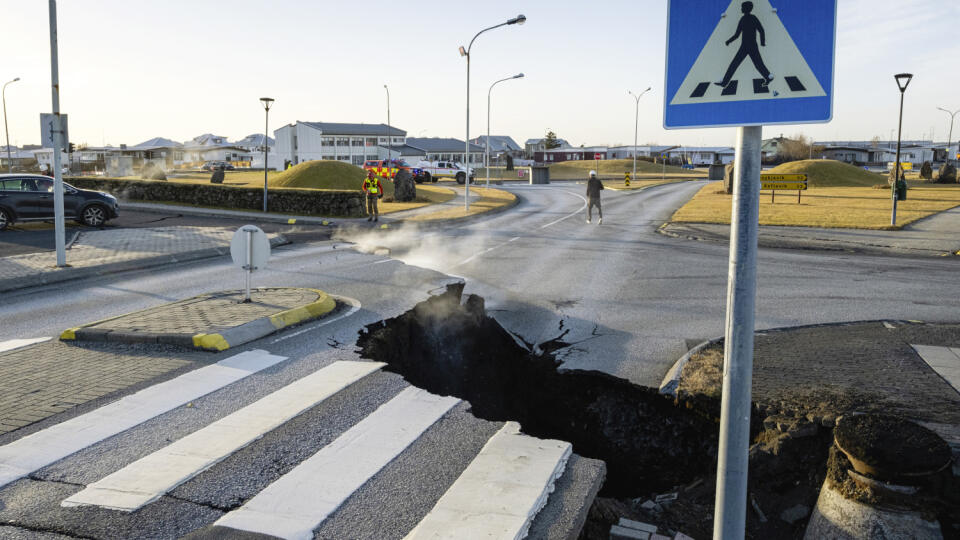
[767,159,885,188]
[270,161,394,196]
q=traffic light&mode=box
[68,142,75,153]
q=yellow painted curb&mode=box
[287,218,297,224]
[269,289,337,329]
[192,333,230,351]
[60,328,78,340]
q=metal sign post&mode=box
[230,225,271,304]
[48,0,66,267]
[665,1,836,537]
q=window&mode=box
[321,137,335,146]
[352,138,364,147]
[366,138,377,147]
[379,137,389,144]
[337,155,350,161]
[336,137,349,147]
[352,156,364,165]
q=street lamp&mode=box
[628,87,652,183]
[891,73,912,226]
[260,97,274,212]
[2,77,20,174]
[384,84,391,161]
[460,13,526,211]
[936,106,959,162]
[486,73,524,187]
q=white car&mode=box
[415,161,474,184]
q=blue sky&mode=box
[3,0,959,149]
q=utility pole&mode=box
[48,0,66,267]
[3,77,20,174]
[629,87,651,183]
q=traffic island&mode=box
[60,287,336,351]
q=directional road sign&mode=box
[664,0,836,128]
[760,173,807,190]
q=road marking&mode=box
[270,295,360,344]
[215,387,459,540]
[0,349,286,491]
[405,421,571,539]
[538,190,588,230]
[62,360,385,511]
[912,344,960,393]
[0,337,51,354]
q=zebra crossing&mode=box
[687,75,809,100]
[0,353,584,539]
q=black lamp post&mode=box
[891,73,912,226]
[260,97,274,212]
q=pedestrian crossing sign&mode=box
[664,0,836,129]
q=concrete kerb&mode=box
[62,287,337,352]
[0,235,290,295]
[657,319,927,397]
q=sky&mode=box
[2,0,959,150]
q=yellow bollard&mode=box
[624,172,631,187]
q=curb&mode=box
[123,202,337,225]
[0,235,289,295]
[657,318,927,397]
[61,287,337,352]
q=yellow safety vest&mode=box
[364,178,379,194]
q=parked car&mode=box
[0,174,119,230]
[415,161,474,184]
[201,161,235,171]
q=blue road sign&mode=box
[664,0,836,129]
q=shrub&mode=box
[920,161,933,180]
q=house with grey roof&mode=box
[405,137,485,165]
[273,121,407,166]
[524,137,571,156]
[471,136,522,153]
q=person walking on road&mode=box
[586,170,604,225]
[362,171,383,222]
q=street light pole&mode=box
[3,77,20,174]
[892,73,912,226]
[460,14,525,211]
[628,87,651,183]
[260,97,274,212]
[487,73,524,187]
[384,85,391,161]
[936,106,959,161]
[48,0,66,267]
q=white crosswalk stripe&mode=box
[405,422,571,540]
[0,349,286,490]
[0,337,51,353]
[214,387,460,540]
[61,360,384,511]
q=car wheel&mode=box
[423,173,432,183]
[0,208,11,231]
[81,204,108,227]
[456,172,466,184]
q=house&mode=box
[234,134,277,169]
[471,136,522,154]
[127,137,185,169]
[274,121,406,167]
[0,146,38,170]
[667,146,735,165]
[533,146,608,164]
[404,137,485,165]
[524,137,571,156]
[761,136,790,157]
[606,145,677,160]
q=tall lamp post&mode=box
[260,97,274,212]
[628,87,651,183]
[3,77,20,174]
[384,85,391,161]
[460,14,526,211]
[487,72,524,187]
[936,106,959,162]
[891,73,912,226]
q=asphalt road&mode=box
[1,181,958,538]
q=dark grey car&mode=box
[0,174,119,230]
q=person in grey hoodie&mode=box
[586,170,604,224]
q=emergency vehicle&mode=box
[415,161,474,184]
[362,159,427,182]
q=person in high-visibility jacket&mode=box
[362,171,384,222]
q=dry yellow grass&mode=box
[549,158,706,180]
[602,178,691,191]
[671,180,960,229]
[407,187,517,221]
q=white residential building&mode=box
[274,122,405,167]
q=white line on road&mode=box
[405,421,571,540]
[538,190,588,230]
[912,344,960,392]
[215,387,460,540]
[0,349,286,491]
[62,360,385,512]
[270,295,361,344]
[0,337,51,354]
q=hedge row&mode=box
[66,177,365,217]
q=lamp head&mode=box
[894,73,913,93]
[458,46,467,57]
[260,97,274,110]
[508,14,526,25]
[645,86,651,91]
[13,77,20,82]
[514,73,524,79]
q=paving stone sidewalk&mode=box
[0,226,286,293]
[674,321,960,457]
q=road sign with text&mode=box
[664,0,836,128]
